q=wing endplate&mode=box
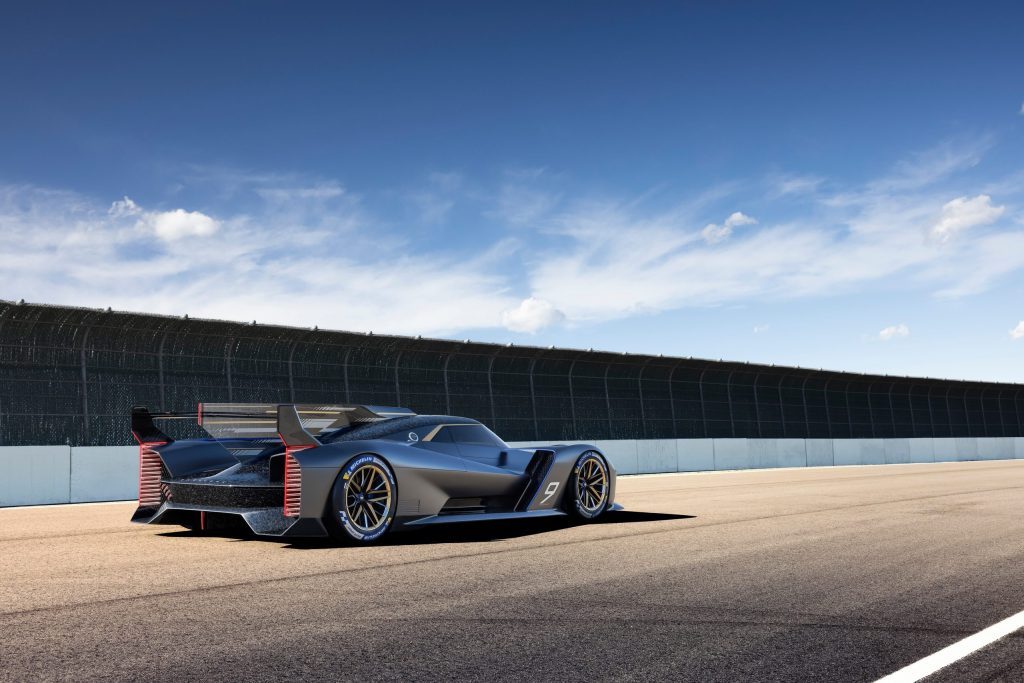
[277,404,319,448]
[131,406,174,444]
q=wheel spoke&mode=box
[344,464,393,532]
[577,457,607,512]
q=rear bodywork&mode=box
[132,403,619,538]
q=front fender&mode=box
[526,444,615,511]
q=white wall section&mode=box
[70,446,138,503]
[0,446,71,506]
[0,437,1021,507]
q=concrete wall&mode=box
[0,446,72,506]
[70,447,138,503]
[1,438,1022,507]
[0,446,136,507]
[509,437,1022,476]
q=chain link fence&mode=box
[1,300,1022,446]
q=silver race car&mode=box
[131,403,619,543]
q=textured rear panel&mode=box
[283,450,302,517]
[138,443,166,507]
[165,482,282,508]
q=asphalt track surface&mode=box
[2,461,1023,682]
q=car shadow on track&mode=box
[157,510,695,547]
[380,510,695,547]
[297,510,695,549]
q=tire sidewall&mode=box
[567,451,609,521]
[329,454,397,543]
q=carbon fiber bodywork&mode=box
[132,411,619,538]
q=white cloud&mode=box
[492,168,561,226]
[412,192,455,224]
[408,172,463,224]
[767,173,823,198]
[256,182,345,202]
[108,195,220,241]
[427,171,462,192]
[145,208,220,241]
[931,194,1004,243]
[877,324,910,341]
[753,324,770,333]
[701,211,757,244]
[522,139,1024,325]
[876,138,990,192]
[0,183,517,336]
[108,196,141,218]
[501,297,565,333]
[1011,321,1024,339]
[4,136,1024,341]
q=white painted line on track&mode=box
[874,608,1024,682]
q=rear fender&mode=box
[291,440,467,520]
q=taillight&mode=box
[138,442,167,508]
[283,445,311,517]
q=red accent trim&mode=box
[282,440,314,518]
[200,511,206,531]
[138,441,167,508]
[198,402,204,426]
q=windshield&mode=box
[320,415,499,445]
[320,415,440,443]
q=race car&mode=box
[131,403,619,543]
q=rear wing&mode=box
[130,403,415,446]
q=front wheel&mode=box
[565,452,610,521]
[327,454,397,543]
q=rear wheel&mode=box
[565,451,610,521]
[328,455,396,543]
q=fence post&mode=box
[567,359,578,440]
[224,337,234,402]
[79,323,92,444]
[442,352,453,415]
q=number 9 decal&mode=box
[540,481,559,504]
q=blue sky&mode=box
[2,1,1023,381]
